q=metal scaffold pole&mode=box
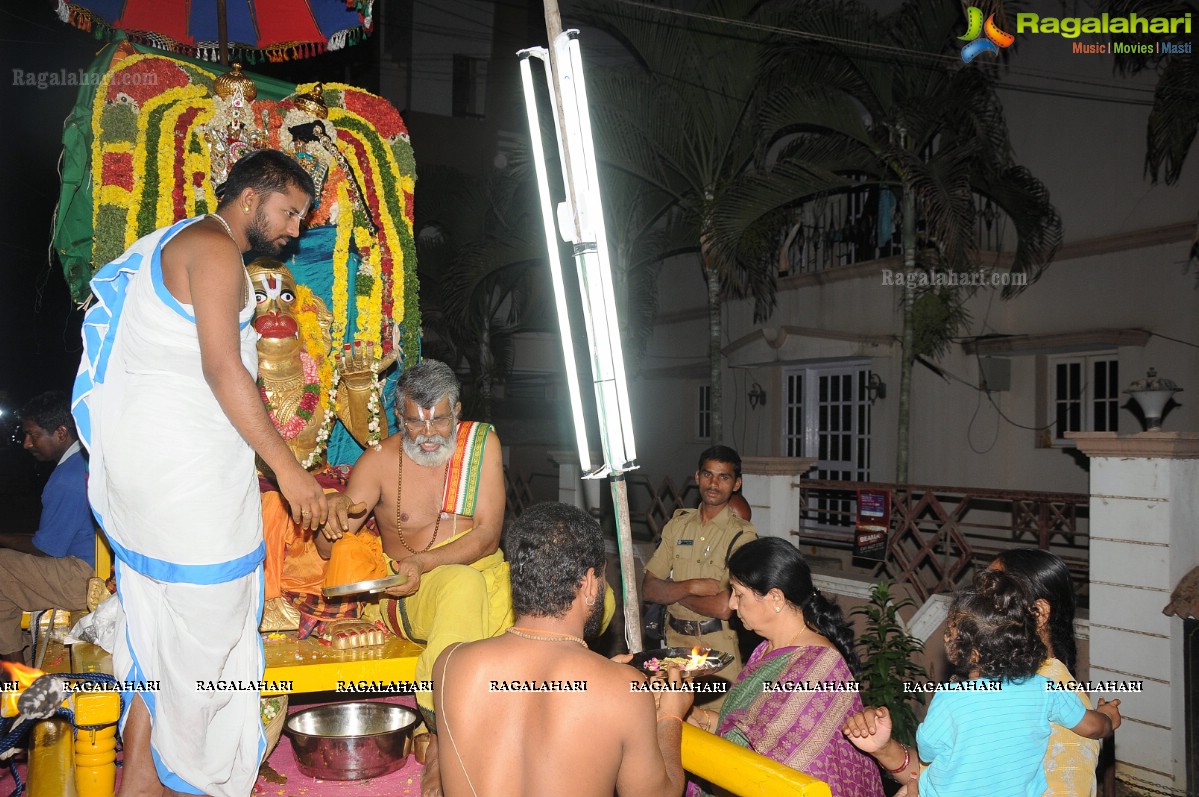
[520,0,644,652]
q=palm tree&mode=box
[1103,0,1199,186]
[1103,0,1199,270]
[708,0,1062,481]
[600,167,692,371]
[416,159,674,419]
[577,0,815,445]
[415,164,541,420]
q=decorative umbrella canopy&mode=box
[54,0,373,62]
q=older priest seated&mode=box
[317,359,510,793]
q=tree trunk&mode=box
[896,178,916,484]
[478,324,494,421]
[702,247,723,446]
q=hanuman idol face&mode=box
[247,257,300,340]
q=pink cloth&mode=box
[689,642,884,797]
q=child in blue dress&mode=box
[843,570,1121,797]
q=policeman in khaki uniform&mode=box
[643,446,757,686]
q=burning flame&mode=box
[1,661,46,691]
[686,646,709,671]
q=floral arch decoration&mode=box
[81,45,420,371]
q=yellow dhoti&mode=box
[375,529,513,725]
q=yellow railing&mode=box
[681,724,832,797]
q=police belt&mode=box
[667,615,723,636]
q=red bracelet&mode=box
[885,744,911,774]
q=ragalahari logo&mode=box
[959,6,1015,63]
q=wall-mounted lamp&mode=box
[867,372,887,404]
[748,382,767,410]
[1124,368,1182,431]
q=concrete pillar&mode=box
[739,457,816,540]
[1070,431,1199,795]
[548,450,601,513]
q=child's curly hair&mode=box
[946,570,1046,681]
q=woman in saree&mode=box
[685,537,884,797]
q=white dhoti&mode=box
[73,217,265,796]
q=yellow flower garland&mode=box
[294,284,335,450]
[182,109,214,218]
[328,108,409,341]
[353,223,381,347]
[155,89,207,229]
[95,142,134,210]
[90,54,159,242]
[129,85,204,247]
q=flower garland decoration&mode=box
[300,405,337,470]
[85,58,420,377]
[132,83,206,244]
[353,223,381,345]
[157,96,205,227]
[365,370,383,451]
[258,350,321,440]
[183,121,216,218]
[90,53,198,269]
[331,112,418,364]
[294,284,337,470]
[334,120,396,346]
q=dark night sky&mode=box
[0,6,95,410]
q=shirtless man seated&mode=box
[432,502,693,797]
[320,359,509,795]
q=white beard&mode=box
[403,432,455,467]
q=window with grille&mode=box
[783,364,872,538]
[696,384,711,441]
[1049,353,1119,445]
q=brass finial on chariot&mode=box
[294,83,329,119]
[213,63,258,101]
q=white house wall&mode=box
[633,28,1198,494]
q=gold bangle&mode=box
[657,714,684,724]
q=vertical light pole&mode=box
[520,8,643,652]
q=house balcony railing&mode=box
[798,480,1091,606]
[781,187,1009,276]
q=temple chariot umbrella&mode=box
[52,0,373,64]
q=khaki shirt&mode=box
[644,506,757,623]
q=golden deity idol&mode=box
[247,257,393,474]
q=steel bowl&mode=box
[285,702,420,780]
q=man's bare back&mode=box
[434,636,684,797]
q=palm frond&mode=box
[972,165,1063,296]
[1143,53,1199,184]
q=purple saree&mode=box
[688,643,884,797]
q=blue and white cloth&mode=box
[72,216,266,797]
